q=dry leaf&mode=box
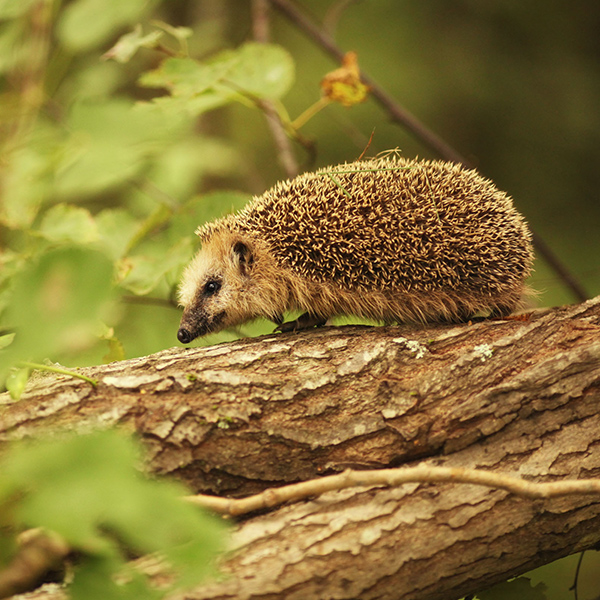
[320,51,370,107]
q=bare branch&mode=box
[531,230,588,302]
[186,465,600,516]
[0,530,69,600]
[252,0,299,178]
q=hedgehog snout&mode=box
[177,327,193,344]
[177,306,227,343]
[177,307,205,344]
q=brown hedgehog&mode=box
[177,157,534,343]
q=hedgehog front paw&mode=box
[276,312,327,333]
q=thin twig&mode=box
[257,99,300,178]
[252,0,300,178]
[323,0,365,37]
[291,96,332,130]
[121,295,175,308]
[356,129,375,160]
[219,77,317,168]
[18,362,98,388]
[267,0,589,302]
[154,43,178,57]
[569,550,585,600]
[251,0,271,43]
[185,465,600,517]
[531,231,588,302]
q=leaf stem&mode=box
[325,173,352,199]
[292,96,332,130]
[17,362,98,387]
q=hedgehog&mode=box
[176,156,534,343]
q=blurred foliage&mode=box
[0,430,227,599]
[0,0,599,596]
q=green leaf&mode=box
[139,43,295,115]
[102,24,164,64]
[223,42,295,100]
[5,434,137,545]
[168,190,251,243]
[0,431,227,595]
[0,20,28,74]
[148,90,228,117]
[139,56,228,97]
[55,100,186,200]
[118,238,193,295]
[0,0,38,19]
[57,0,157,52]
[69,553,158,600]
[5,366,29,400]
[0,333,15,350]
[39,204,100,245]
[124,203,173,255]
[0,253,25,318]
[0,143,52,228]
[146,137,239,200]
[0,247,115,379]
[99,325,126,363]
[95,209,140,261]
[152,20,192,44]
[67,61,125,101]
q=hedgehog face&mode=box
[177,236,261,343]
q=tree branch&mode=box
[252,0,300,178]
[0,530,69,600]
[1,295,599,599]
[186,465,600,516]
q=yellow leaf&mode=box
[320,51,370,107]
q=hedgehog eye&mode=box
[203,279,221,296]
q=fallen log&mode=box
[1,296,599,599]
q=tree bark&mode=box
[2,295,600,600]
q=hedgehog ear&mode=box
[232,240,255,275]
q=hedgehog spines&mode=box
[180,156,534,341]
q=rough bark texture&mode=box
[2,296,600,600]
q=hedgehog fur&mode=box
[177,156,534,343]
